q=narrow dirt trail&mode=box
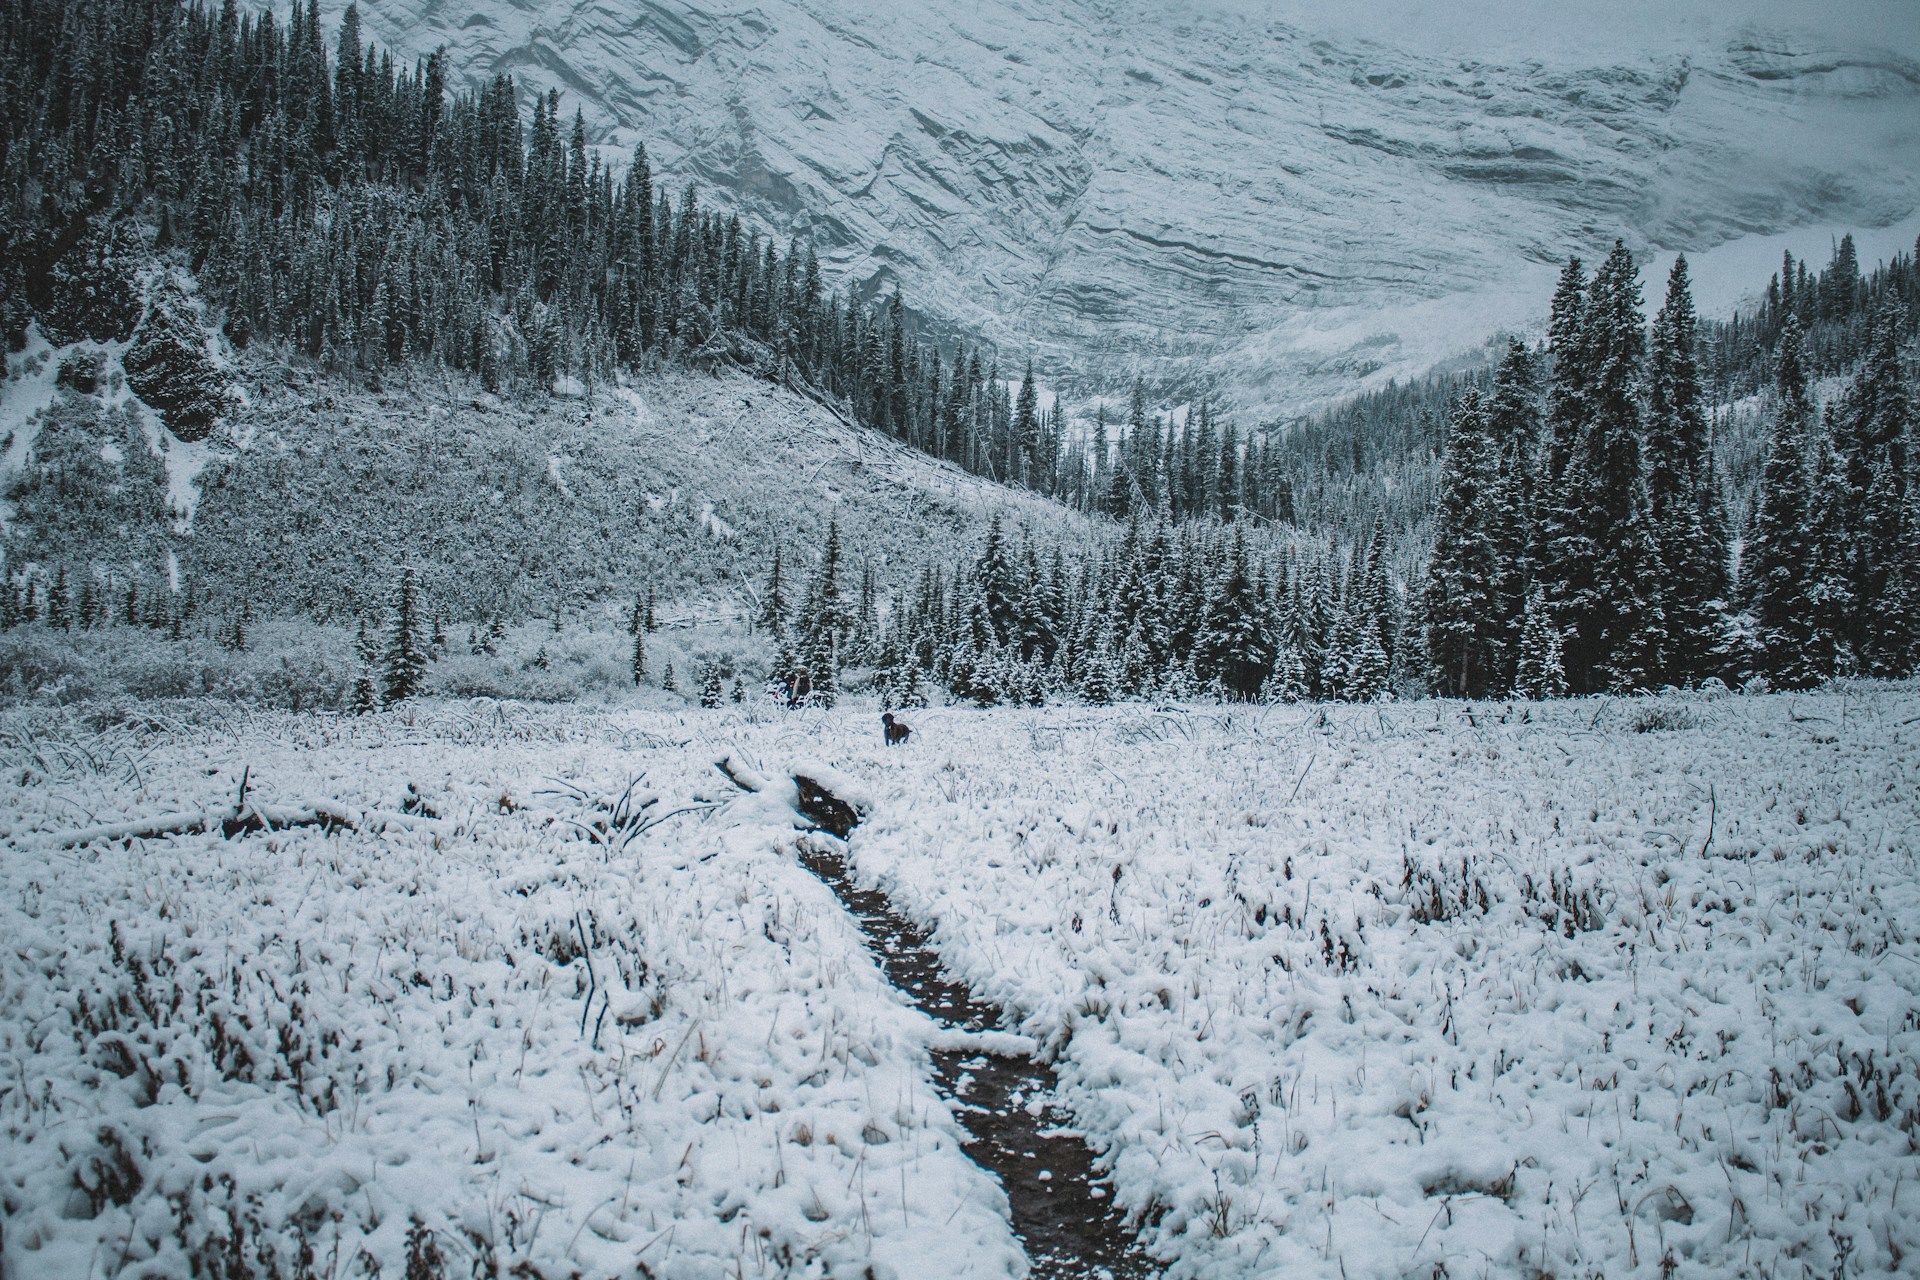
[795,831,1160,1279]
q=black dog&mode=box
[881,711,911,747]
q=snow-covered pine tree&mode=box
[898,660,929,710]
[1804,408,1858,680]
[1582,240,1665,690]
[1820,233,1860,320]
[382,565,428,704]
[630,626,646,686]
[1536,256,1597,689]
[756,546,787,633]
[1595,475,1668,693]
[852,561,878,665]
[1838,300,1913,673]
[1191,529,1270,699]
[1388,579,1431,697]
[1877,490,1920,676]
[767,635,798,705]
[1073,643,1110,705]
[1356,516,1397,671]
[75,577,99,630]
[1327,602,1387,702]
[1745,318,1821,689]
[1512,591,1568,700]
[1263,643,1310,704]
[969,514,1024,652]
[1013,360,1040,486]
[1297,558,1335,698]
[1483,339,1539,674]
[1423,390,1503,697]
[1644,255,1728,686]
[348,659,379,713]
[793,518,846,706]
[699,664,723,708]
[47,567,72,631]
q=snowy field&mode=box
[3,687,1917,1279]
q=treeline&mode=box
[752,513,1402,707]
[1261,233,1920,545]
[757,244,1917,707]
[1423,245,1916,696]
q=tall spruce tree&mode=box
[47,566,72,631]
[1582,240,1665,690]
[1536,256,1597,688]
[1423,390,1505,697]
[1512,591,1568,699]
[382,565,428,704]
[1746,318,1822,688]
[1191,529,1270,699]
[1482,340,1538,683]
[1838,300,1913,672]
[1805,409,1857,679]
[795,519,846,706]
[1644,255,1727,685]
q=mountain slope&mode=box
[1,341,1090,623]
[339,0,1920,416]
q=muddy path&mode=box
[794,835,1160,1279]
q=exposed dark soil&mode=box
[796,839,1160,1278]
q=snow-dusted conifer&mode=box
[350,665,379,714]
[1192,529,1269,699]
[1645,255,1727,686]
[382,565,428,704]
[757,546,787,634]
[1424,390,1503,697]
[47,566,72,631]
[1746,318,1821,688]
[1512,592,1568,700]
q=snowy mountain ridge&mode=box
[339,0,1920,418]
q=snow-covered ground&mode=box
[4,687,1917,1278]
[0,704,1025,1279]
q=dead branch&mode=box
[48,797,426,848]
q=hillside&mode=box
[0,0,1913,710]
[1,338,1092,624]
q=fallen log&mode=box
[47,799,430,849]
[713,757,862,838]
[712,756,770,794]
[793,774,860,839]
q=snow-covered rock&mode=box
[339,0,1920,416]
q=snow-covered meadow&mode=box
[3,686,1918,1278]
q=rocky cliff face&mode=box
[343,0,1920,417]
